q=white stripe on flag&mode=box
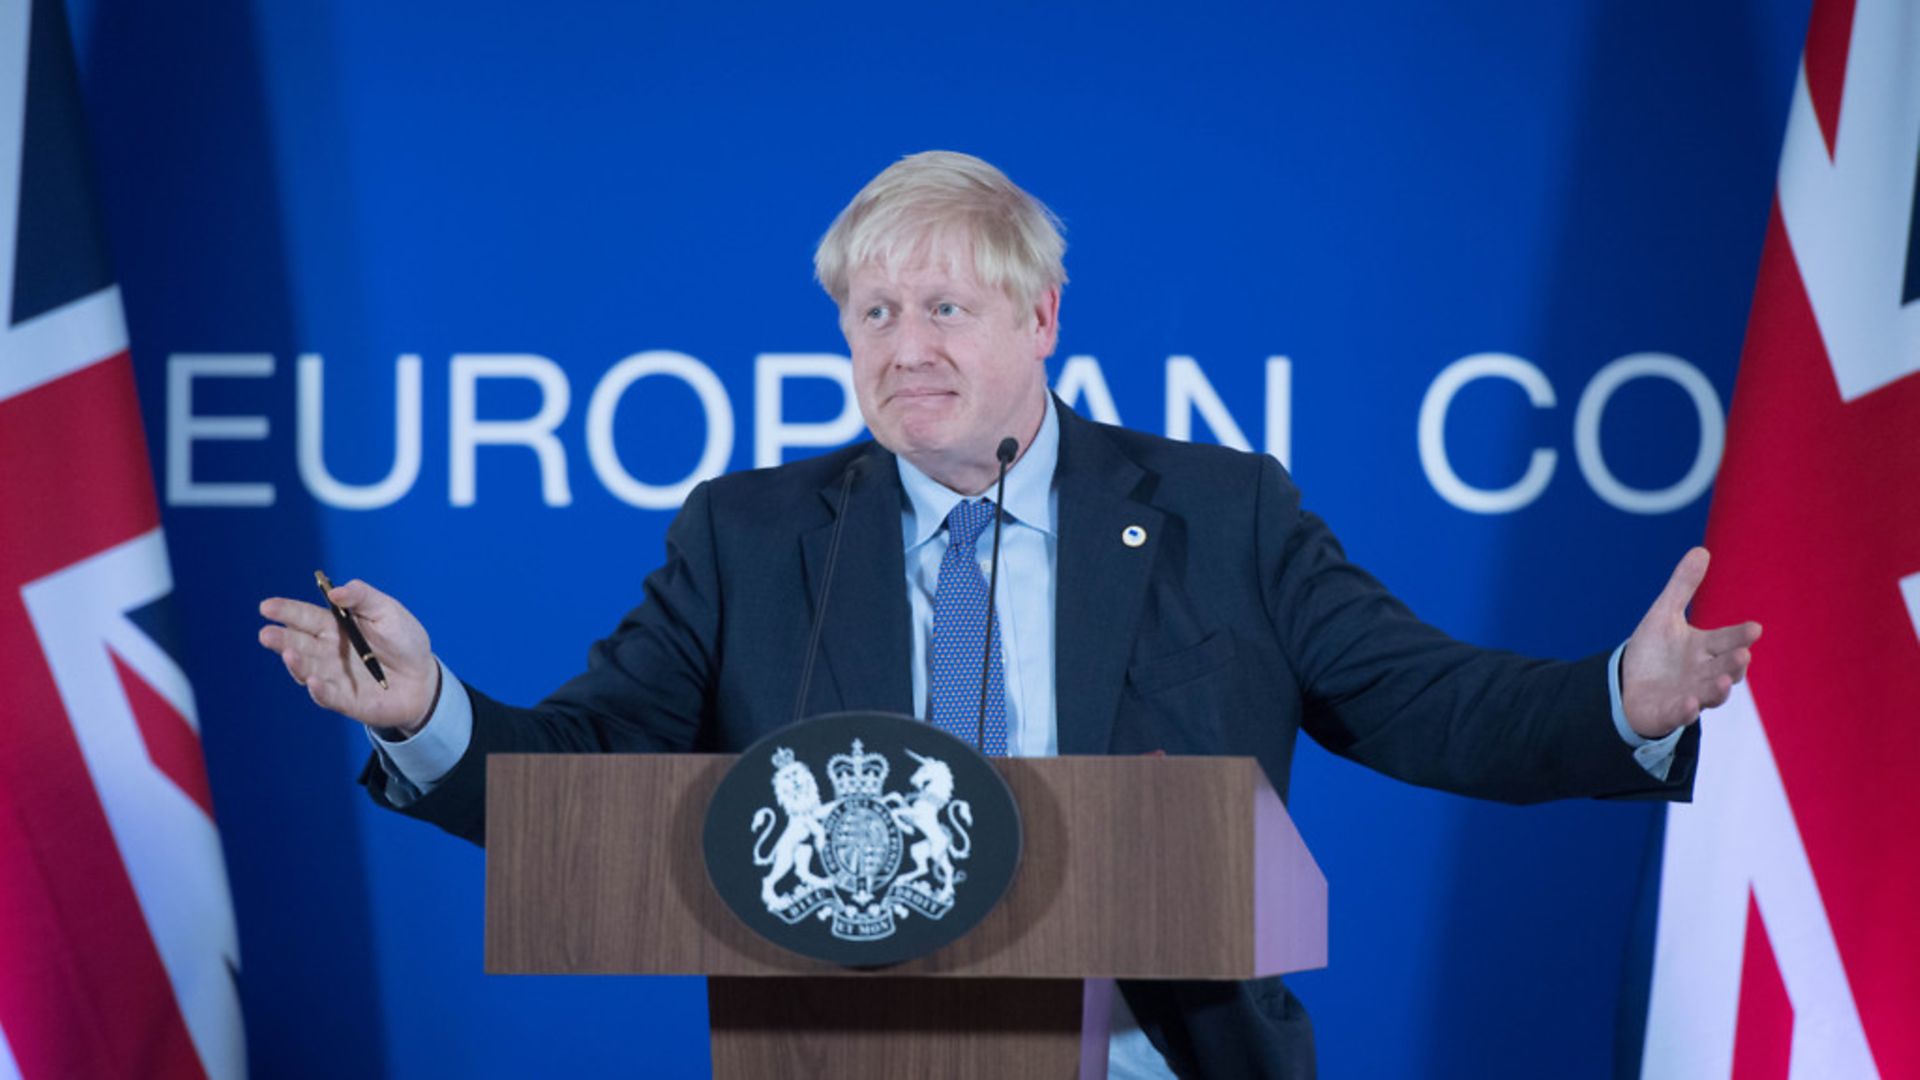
[1902,572,1920,645]
[1641,681,1877,1078]
[1775,0,1920,402]
[0,286,131,405]
[21,530,245,1080]
[0,1018,21,1080]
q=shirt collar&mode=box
[897,394,1060,549]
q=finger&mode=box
[264,619,360,714]
[276,634,309,684]
[280,645,309,685]
[1708,647,1753,684]
[328,579,393,618]
[1700,621,1763,654]
[308,672,351,711]
[1652,547,1711,619]
[1700,674,1734,709]
[262,625,312,665]
[260,622,342,668]
[281,641,328,682]
[330,580,427,657]
[264,624,354,697]
[328,621,361,671]
[260,597,337,638]
[300,657,346,708]
[284,645,354,709]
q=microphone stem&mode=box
[792,461,859,725]
[976,460,1011,753]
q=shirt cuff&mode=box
[1609,641,1681,781]
[366,657,474,803]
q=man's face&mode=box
[841,233,1059,492]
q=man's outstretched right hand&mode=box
[258,579,440,736]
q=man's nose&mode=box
[891,314,939,368]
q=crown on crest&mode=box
[770,746,796,770]
[827,739,889,798]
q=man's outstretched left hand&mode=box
[1621,547,1763,740]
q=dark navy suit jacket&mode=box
[365,400,1697,1078]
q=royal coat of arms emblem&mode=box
[702,711,1020,967]
[752,740,974,941]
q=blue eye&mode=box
[934,302,960,317]
[865,305,889,321]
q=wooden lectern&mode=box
[486,754,1327,1078]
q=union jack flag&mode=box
[0,0,243,1076]
[1640,0,1920,1076]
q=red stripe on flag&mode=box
[0,354,157,581]
[1801,0,1857,159]
[0,354,206,1079]
[1697,201,1920,1072]
[1730,892,1793,1080]
[108,649,215,818]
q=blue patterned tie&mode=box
[928,499,1008,756]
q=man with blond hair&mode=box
[261,151,1758,1078]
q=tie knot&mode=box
[945,498,998,549]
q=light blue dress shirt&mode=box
[893,405,1180,1078]
[372,396,1680,1078]
[897,398,1059,753]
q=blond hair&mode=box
[814,151,1067,309]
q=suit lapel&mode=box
[799,447,915,718]
[1053,405,1163,756]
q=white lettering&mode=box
[154,344,1720,518]
[449,354,572,507]
[1417,353,1557,514]
[1573,353,1723,514]
[752,353,863,468]
[1266,356,1292,469]
[1165,356,1253,452]
[1053,354,1121,424]
[166,354,275,507]
[296,353,422,510]
[586,350,733,509]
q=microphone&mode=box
[975,437,1018,752]
[790,457,862,726]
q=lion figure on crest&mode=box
[887,751,972,900]
[751,750,834,910]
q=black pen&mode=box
[314,570,389,689]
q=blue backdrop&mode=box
[60,1,1809,1075]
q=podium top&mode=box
[485,754,1325,981]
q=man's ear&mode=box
[1029,286,1061,359]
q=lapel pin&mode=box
[1121,525,1147,548]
